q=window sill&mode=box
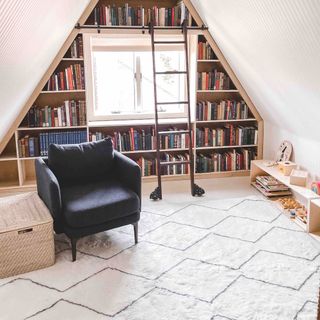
[88,117,190,128]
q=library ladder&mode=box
[149,20,205,200]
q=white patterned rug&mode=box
[0,194,319,320]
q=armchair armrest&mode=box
[35,158,63,232]
[114,151,141,209]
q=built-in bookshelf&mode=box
[0,0,263,192]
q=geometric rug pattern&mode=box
[0,195,319,319]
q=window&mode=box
[85,35,189,120]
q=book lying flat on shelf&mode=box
[252,175,292,197]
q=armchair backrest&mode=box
[48,138,114,186]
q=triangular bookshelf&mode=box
[0,0,263,192]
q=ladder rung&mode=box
[160,160,190,166]
[158,130,189,135]
[154,41,185,44]
[157,101,189,105]
[156,71,187,75]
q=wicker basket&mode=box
[0,192,55,278]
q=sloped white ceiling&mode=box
[191,0,320,141]
[0,0,90,142]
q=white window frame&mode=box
[83,33,197,121]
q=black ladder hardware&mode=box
[149,20,205,201]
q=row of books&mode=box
[89,2,192,26]
[196,149,256,173]
[196,126,258,147]
[22,101,86,128]
[90,128,191,152]
[198,41,216,60]
[18,131,87,157]
[45,64,85,91]
[68,35,83,59]
[196,100,250,121]
[137,153,190,177]
[198,70,231,90]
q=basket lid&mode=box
[0,192,52,233]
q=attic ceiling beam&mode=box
[184,0,264,158]
[0,0,99,154]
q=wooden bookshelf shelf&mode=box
[122,148,189,154]
[61,58,84,61]
[40,90,86,94]
[0,156,17,162]
[197,145,257,151]
[197,59,220,62]
[196,118,257,124]
[197,90,239,93]
[18,126,88,131]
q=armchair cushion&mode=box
[61,180,140,229]
[48,138,114,186]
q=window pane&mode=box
[92,48,186,117]
[93,51,135,115]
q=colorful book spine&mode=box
[45,64,85,91]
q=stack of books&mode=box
[89,2,192,26]
[196,100,250,121]
[198,41,216,60]
[45,64,85,91]
[198,70,231,90]
[252,175,292,197]
[196,125,258,147]
[69,35,83,59]
[196,149,256,173]
[22,101,86,128]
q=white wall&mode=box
[264,122,320,180]
[191,0,320,177]
[0,0,90,142]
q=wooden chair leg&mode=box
[133,222,138,244]
[71,238,78,262]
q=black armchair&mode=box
[35,138,141,261]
